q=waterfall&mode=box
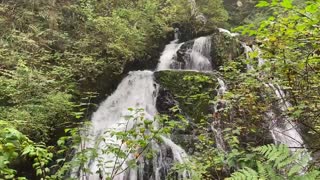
[241,42,254,71]
[160,136,190,179]
[157,36,212,71]
[157,41,183,71]
[83,33,219,179]
[218,28,239,37]
[266,83,305,149]
[83,28,307,179]
[84,71,158,179]
[211,78,227,152]
[186,36,212,71]
[242,43,307,151]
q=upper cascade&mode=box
[156,40,183,71]
[157,36,212,71]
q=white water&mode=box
[84,33,218,179]
[85,71,158,179]
[266,83,305,149]
[157,36,212,71]
[82,30,310,179]
[218,28,239,37]
[157,40,183,71]
[186,36,212,71]
[161,136,190,179]
[242,43,306,151]
[241,42,254,71]
[211,78,227,152]
[83,31,293,179]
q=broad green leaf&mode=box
[256,1,270,7]
[281,0,293,9]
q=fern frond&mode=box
[227,167,259,180]
[257,161,267,179]
[293,170,320,180]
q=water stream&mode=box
[158,36,212,71]
[241,43,307,151]
[211,78,227,152]
[83,29,309,179]
[84,71,158,179]
[84,31,215,180]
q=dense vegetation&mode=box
[0,0,319,179]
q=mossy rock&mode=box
[210,29,244,69]
[155,70,218,123]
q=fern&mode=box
[256,161,267,179]
[255,144,300,169]
[226,167,259,180]
[227,144,320,180]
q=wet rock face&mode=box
[156,88,176,115]
[176,41,195,69]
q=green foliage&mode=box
[0,62,75,142]
[220,0,320,179]
[172,0,229,34]
[155,70,218,122]
[227,144,320,180]
[0,121,53,179]
[0,0,230,177]
[234,0,320,146]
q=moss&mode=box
[154,70,218,122]
[210,30,244,69]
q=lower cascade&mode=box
[85,71,158,179]
[81,29,311,179]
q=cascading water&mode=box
[80,26,312,179]
[242,43,307,151]
[84,71,158,180]
[83,69,193,179]
[84,27,309,179]
[157,41,183,71]
[218,28,239,37]
[241,42,254,71]
[186,36,212,71]
[83,32,219,180]
[266,83,305,150]
[211,78,227,152]
[158,36,212,71]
